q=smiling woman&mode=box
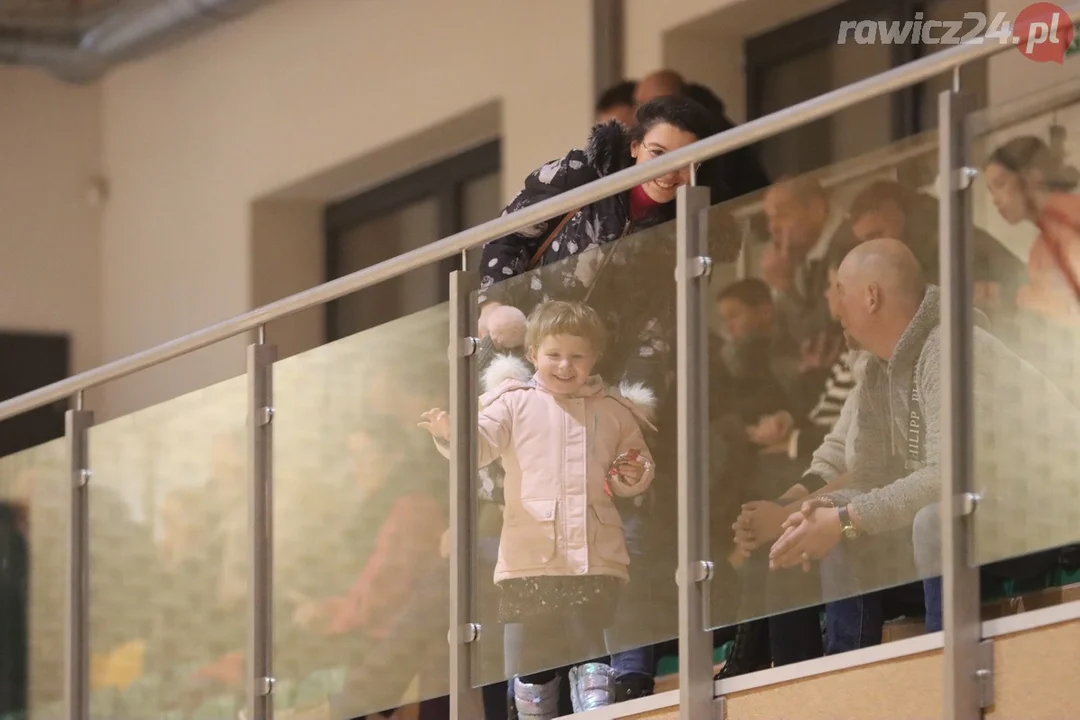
[475,94,719,326]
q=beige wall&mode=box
[0,68,102,379]
[96,0,593,418]
[250,199,325,361]
[7,0,1080,421]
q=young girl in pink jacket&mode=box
[420,300,655,719]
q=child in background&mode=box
[420,301,655,719]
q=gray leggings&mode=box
[504,606,609,684]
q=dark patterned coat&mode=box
[478,120,678,396]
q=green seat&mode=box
[1057,566,1080,586]
[656,641,732,676]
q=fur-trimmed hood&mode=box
[481,353,657,430]
[585,120,634,178]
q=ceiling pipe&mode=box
[0,0,270,82]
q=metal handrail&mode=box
[2,8,1077,424]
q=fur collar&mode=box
[585,120,633,178]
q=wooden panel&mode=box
[621,617,1080,720]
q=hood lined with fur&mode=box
[481,353,657,430]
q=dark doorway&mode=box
[0,332,70,457]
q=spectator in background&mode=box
[847,179,1025,314]
[282,419,448,720]
[714,278,800,408]
[761,176,847,344]
[984,135,1080,321]
[709,279,825,677]
[768,239,936,653]
[735,241,857,478]
[715,246,858,677]
[768,238,1079,652]
[634,69,771,203]
[596,80,638,127]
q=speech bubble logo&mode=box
[1014,2,1074,63]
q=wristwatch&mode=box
[837,504,860,540]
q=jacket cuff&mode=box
[431,436,451,459]
[609,461,654,497]
[800,472,827,493]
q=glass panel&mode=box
[88,377,247,719]
[707,132,954,651]
[0,439,65,719]
[968,80,1080,571]
[332,197,442,336]
[274,304,450,718]
[470,219,684,686]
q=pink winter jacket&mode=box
[454,373,656,584]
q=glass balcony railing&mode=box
[272,304,452,718]
[968,84,1080,574]
[3,22,1080,720]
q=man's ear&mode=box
[866,283,881,314]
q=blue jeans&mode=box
[914,502,1059,635]
[820,529,918,653]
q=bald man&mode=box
[634,69,685,106]
[767,238,1080,653]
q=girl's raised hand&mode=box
[418,408,451,441]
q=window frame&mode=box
[744,0,927,164]
[323,140,501,340]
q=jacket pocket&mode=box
[588,503,629,566]
[501,498,558,567]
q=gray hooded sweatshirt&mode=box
[805,285,1078,537]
